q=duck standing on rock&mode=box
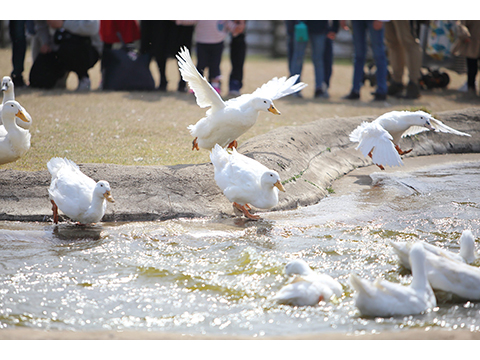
[47,157,115,225]
[0,100,31,165]
[349,110,471,170]
[176,46,307,151]
[210,144,285,220]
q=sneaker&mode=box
[10,73,27,88]
[314,88,329,98]
[372,92,387,101]
[342,91,360,100]
[77,77,91,92]
[405,81,421,99]
[388,81,404,96]
[228,90,241,97]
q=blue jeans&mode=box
[290,32,327,91]
[351,20,388,94]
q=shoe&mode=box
[76,77,91,91]
[388,81,404,96]
[372,92,387,101]
[228,90,241,97]
[229,80,242,96]
[10,73,27,88]
[178,81,187,93]
[292,91,303,98]
[343,91,360,100]
[211,80,221,95]
[314,88,329,98]
[405,81,421,99]
[158,82,167,92]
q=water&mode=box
[1,158,480,337]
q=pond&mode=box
[1,155,479,338]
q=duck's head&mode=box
[95,181,115,203]
[2,100,29,122]
[252,97,281,115]
[1,76,13,93]
[409,110,436,131]
[261,170,285,192]
[285,259,312,276]
[459,230,476,263]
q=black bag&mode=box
[102,33,155,91]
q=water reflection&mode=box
[0,160,480,336]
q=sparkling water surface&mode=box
[1,159,480,337]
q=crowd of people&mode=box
[5,20,480,99]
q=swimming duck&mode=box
[273,259,342,306]
[210,144,285,220]
[421,249,480,300]
[390,230,477,269]
[349,110,471,170]
[0,76,32,136]
[47,157,115,224]
[176,46,307,151]
[350,243,436,317]
[0,100,31,165]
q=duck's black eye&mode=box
[264,100,267,103]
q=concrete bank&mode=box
[1,107,479,222]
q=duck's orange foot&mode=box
[192,137,200,151]
[376,164,385,171]
[51,200,59,224]
[233,202,260,220]
[395,144,412,155]
[227,140,238,150]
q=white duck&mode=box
[0,100,31,165]
[421,248,480,300]
[47,157,115,224]
[0,76,32,136]
[349,110,471,170]
[390,230,477,269]
[210,144,285,220]
[273,259,343,306]
[350,243,436,317]
[176,46,307,151]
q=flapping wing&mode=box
[251,74,307,100]
[176,47,225,112]
[430,118,471,137]
[352,122,403,167]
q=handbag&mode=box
[102,32,155,91]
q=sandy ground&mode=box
[1,45,480,340]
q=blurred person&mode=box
[290,20,339,98]
[8,20,35,88]
[452,20,480,96]
[343,20,388,101]
[29,20,102,91]
[384,20,423,99]
[228,21,246,96]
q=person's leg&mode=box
[323,37,333,88]
[393,20,422,86]
[229,32,246,94]
[467,57,478,92]
[8,20,27,86]
[384,20,406,95]
[350,20,366,96]
[310,32,327,97]
[208,42,224,93]
[176,24,194,92]
[367,21,388,97]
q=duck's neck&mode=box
[3,89,14,103]
[83,196,106,222]
[410,257,429,291]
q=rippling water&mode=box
[1,158,480,337]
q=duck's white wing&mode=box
[429,118,471,137]
[176,47,225,113]
[351,122,403,167]
[401,126,430,138]
[251,75,307,100]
